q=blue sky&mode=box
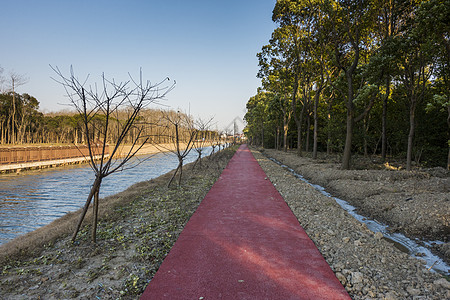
[0,0,276,131]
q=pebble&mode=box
[433,278,450,289]
[351,272,364,284]
[374,231,384,240]
[406,286,421,296]
[335,272,346,285]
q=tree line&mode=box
[0,90,221,147]
[245,0,449,170]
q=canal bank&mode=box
[0,146,215,245]
[0,143,193,173]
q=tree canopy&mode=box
[245,0,449,170]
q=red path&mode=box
[141,145,350,299]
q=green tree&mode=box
[325,0,378,169]
[417,0,450,168]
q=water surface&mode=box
[0,148,212,245]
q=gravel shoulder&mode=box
[253,148,449,299]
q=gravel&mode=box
[252,148,450,299]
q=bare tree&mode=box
[7,71,28,144]
[52,66,174,242]
[192,117,214,169]
[160,110,198,187]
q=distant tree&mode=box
[5,72,28,144]
[192,117,214,169]
[52,66,174,242]
[160,110,198,187]
[17,93,39,144]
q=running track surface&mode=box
[141,144,350,299]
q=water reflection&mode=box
[0,148,212,245]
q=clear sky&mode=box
[0,0,276,132]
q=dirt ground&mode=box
[261,149,450,264]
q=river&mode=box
[0,147,213,245]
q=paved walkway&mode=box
[141,144,350,299]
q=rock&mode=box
[353,283,364,291]
[433,278,450,289]
[351,272,364,284]
[406,286,421,296]
[335,272,346,285]
[383,291,397,300]
[367,290,376,298]
[374,231,384,240]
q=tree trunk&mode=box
[275,127,280,150]
[283,115,288,152]
[168,161,182,187]
[406,99,416,171]
[447,105,450,170]
[91,186,100,242]
[327,101,332,155]
[260,120,264,148]
[364,116,369,157]
[342,111,354,170]
[71,175,102,242]
[313,90,320,159]
[305,114,310,153]
[381,78,389,160]
[297,129,302,156]
[178,163,183,186]
[296,104,306,156]
[342,71,355,170]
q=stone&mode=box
[433,278,450,289]
[374,231,384,240]
[406,286,421,296]
[383,291,397,300]
[351,272,364,284]
[335,272,347,285]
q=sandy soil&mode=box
[114,143,188,157]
